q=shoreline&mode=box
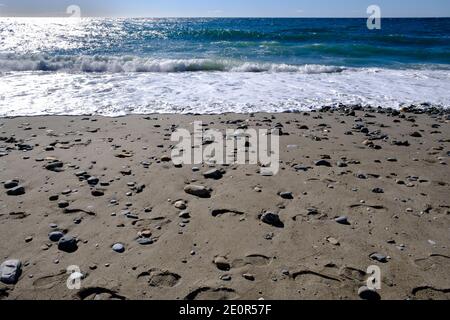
[1,108,449,300]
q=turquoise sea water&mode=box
[0,18,449,115]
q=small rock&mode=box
[112,243,125,253]
[370,253,388,263]
[136,238,153,245]
[179,210,190,219]
[45,161,64,172]
[0,259,22,284]
[242,273,255,281]
[203,169,223,180]
[58,200,69,208]
[220,274,232,281]
[372,187,384,194]
[91,189,104,197]
[58,236,78,253]
[326,237,340,246]
[335,216,350,225]
[184,185,211,198]
[6,186,25,196]
[279,192,293,200]
[214,256,231,271]
[174,200,187,210]
[4,180,19,189]
[315,160,332,167]
[48,231,64,242]
[138,230,152,238]
[87,176,99,185]
[336,161,348,168]
[260,212,284,228]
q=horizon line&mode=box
[1,16,449,19]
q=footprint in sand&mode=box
[138,268,181,288]
[77,287,126,300]
[231,254,272,269]
[185,287,238,300]
[32,271,67,290]
[412,286,450,300]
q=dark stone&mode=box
[91,189,104,197]
[48,231,64,242]
[4,180,19,189]
[87,176,99,185]
[260,212,284,228]
[279,192,293,199]
[184,185,211,198]
[6,186,25,196]
[335,216,350,225]
[203,169,223,180]
[315,160,332,167]
[45,161,64,172]
[58,236,78,253]
[372,188,384,194]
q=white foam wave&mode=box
[0,55,345,74]
[0,67,449,117]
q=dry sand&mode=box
[0,106,449,300]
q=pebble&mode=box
[112,243,125,253]
[136,238,153,245]
[4,179,19,189]
[213,256,231,271]
[45,161,64,172]
[87,176,99,185]
[372,187,384,194]
[315,160,332,167]
[203,169,223,180]
[91,189,104,197]
[279,191,293,199]
[220,274,232,281]
[326,237,340,246]
[6,185,25,196]
[260,212,284,228]
[242,273,255,281]
[58,236,78,253]
[336,161,348,168]
[335,216,350,225]
[174,200,187,210]
[370,253,388,263]
[179,210,190,219]
[48,231,64,242]
[0,259,22,284]
[184,185,211,198]
[58,200,69,208]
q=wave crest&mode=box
[0,54,345,74]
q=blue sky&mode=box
[0,0,449,17]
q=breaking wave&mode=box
[0,54,345,74]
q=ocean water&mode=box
[0,18,449,116]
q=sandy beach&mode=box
[0,106,449,300]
